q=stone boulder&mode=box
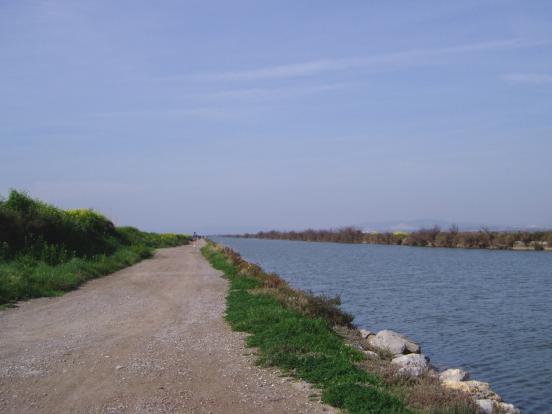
[497,402,520,414]
[391,353,429,378]
[474,399,520,414]
[475,399,494,414]
[442,380,501,402]
[359,329,375,339]
[439,368,469,382]
[368,330,420,355]
[363,350,379,359]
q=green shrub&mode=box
[0,190,190,305]
[116,227,189,249]
[0,190,121,259]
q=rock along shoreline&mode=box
[350,328,520,414]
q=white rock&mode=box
[475,399,493,414]
[439,368,469,382]
[359,329,374,339]
[497,402,520,414]
[442,380,501,401]
[391,353,429,378]
[369,330,420,355]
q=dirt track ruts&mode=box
[0,242,334,413]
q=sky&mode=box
[1,1,551,234]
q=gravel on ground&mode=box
[0,241,335,413]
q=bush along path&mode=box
[202,241,519,414]
[0,190,189,306]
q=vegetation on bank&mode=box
[202,241,475,414]
[0,190,189,305]
[238,226,552,251]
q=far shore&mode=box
[230,227,552,252]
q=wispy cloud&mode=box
[88,83,349,121]
[89,107,248,122]
[196,83,349,102]
[500,73,552,84]
[192,60,356,81]
[192,38,547,81]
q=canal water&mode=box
[213,237,552,413]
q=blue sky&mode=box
[1,1,551,233]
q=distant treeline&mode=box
[237,226,552,251]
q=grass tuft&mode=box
[324,382,406,413]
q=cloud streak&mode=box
[192,38,547,81]
[501,73,552,84]
[196,83,349,102]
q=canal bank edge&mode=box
[203,240,520,414]
[347,329,520,414]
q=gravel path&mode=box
[0,242,335,413]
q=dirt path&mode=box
[0,242,334,413]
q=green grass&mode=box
[0,244,149,303]
[0,190,190,306]
[0,234,189,306]
[202,242,410,414]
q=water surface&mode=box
[213,237,552,413]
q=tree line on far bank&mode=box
[237,226,552,251]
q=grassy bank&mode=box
[202,241,475,414]
[0,190,189,306]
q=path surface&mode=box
[0,242,334,413]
